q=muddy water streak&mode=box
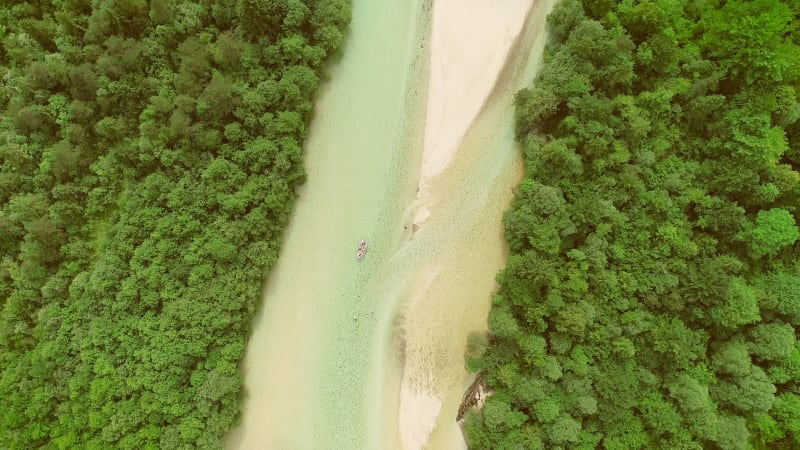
[226,0,427,448]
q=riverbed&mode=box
[226,0,556,448]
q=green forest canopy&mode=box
[465,0,800,449]
[0,0,349,448]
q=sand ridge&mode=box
[413,0,534,234]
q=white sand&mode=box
[397,268,444,450]
[421,0,534,180]
[400,388,444,449]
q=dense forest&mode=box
[0,0,349,447]
[466,0,800,449]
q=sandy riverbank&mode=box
[398,0,558,448]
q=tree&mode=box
[546,0,588,43]
[700,0,800,86]
[711,364,775,414]
[667,374,719,440]
[545,413,581,445]
[747,323,796,361]
[758,269,800,321]
[693,195,746,235]
[212,31,242,70]
[197,71,238,123]
[711,340,751,376]
[715,414,749,450]
[638,391,682,436]
[149,0,172,24]
[766,342,800,385]
[710,278,760,329]
[651,318,707,369]
[515,87,561,135]
[236,0,286,40]
[533,396,561,423]
[308,0,351,55]
[740,208,799,258]
[482,396,528,432]
[488,307,522,341]
[97,37,145,80]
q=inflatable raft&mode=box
[357,240,368,259]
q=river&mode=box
[226,0,556,448]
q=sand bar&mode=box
[397,0,559,448]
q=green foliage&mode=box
[710,278,761,329]
[533,396,562,423]
[740,208,800,258]
[748,323,797,362]
[700,0,800,86]
[0,0,350,448]
[717,414,750,450]
[466,0,800,448]
[757,268,800,321]
[546,414,582,445]
[483,396,528,432]
[711,340,752,377]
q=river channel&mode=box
[227,0,556,448]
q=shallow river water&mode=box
[226,0,427,447]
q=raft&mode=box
[357,240,368,259]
